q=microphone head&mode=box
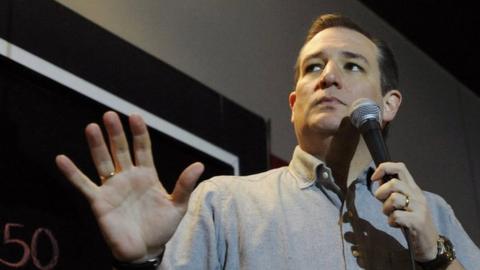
[349,98,382,128]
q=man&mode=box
[56,14,479,269]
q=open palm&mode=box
[56,111,204,262]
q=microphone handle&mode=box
[359,120,396,182]
[359,119,415,269]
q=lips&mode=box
[314,96,347,106]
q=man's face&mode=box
[290,27,384,137]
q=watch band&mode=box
[112,252,163,270]
[419,235,456,270]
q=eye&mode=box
[344,62,364,72]
[304,63,324,74]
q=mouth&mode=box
[313,96,347,107]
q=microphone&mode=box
[349,98,390,167]
[349,99,415,270]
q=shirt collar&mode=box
[288,146,326,189]
[288,146,380,194]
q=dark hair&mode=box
[294,14,399,95]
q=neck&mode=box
[343,137,372,187]
[299,119,372,193]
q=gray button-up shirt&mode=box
[161,146,480,269]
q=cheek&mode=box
[293,97,306,115]
[293,84,311,106]
[345,79,383,103]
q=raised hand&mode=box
[55,111,204,262]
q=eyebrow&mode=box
[302,50,371,67]
[342,51,370,66]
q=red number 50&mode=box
[0,223,59,270]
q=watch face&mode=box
[439,236,455,262]
[438,237,448,253]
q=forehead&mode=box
[299,27,379,64]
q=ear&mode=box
[382,89,402,123]
[289,91,296,123]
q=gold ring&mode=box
[403,195,410,211]
[100,171,115,181]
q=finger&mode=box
[55,155,98,201]
[371,162,414,185]
[388,210,412,229]
[172,162,205,205]
[374,178,409,201]
[85,123,116,183]
[129,113,154,167]
[103,111,133,170]
[383,192,409,215]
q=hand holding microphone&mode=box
[349,99,440,263]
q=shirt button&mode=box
[322,171,329,179]
[352,250,361,257]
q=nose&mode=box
[317,62,342,90]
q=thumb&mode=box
[171,162,204,205]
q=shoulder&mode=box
[201,166,288,189]
[190,166,290,201]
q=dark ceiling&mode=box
[358,0,479,97]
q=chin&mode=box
[310,113,343,129]
[309,120,341,136]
